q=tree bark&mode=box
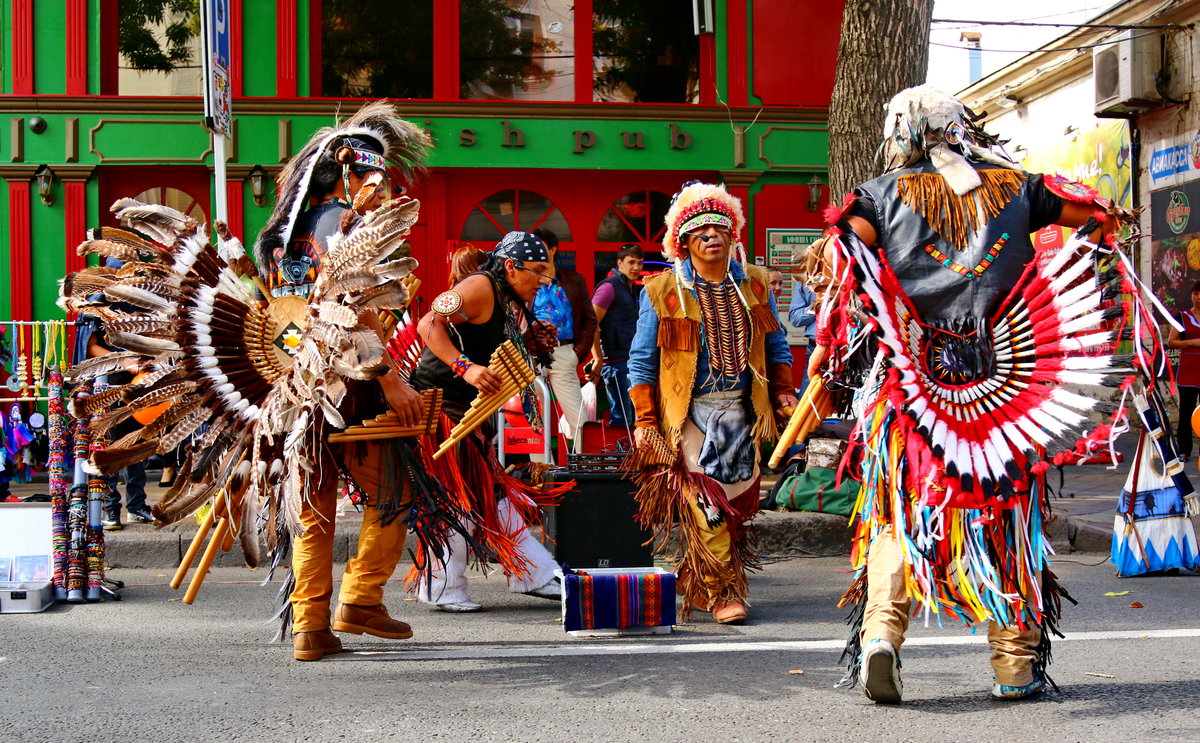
[828,0,934,198]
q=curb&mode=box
[101,510,1112,570]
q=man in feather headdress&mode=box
[626,181,796,625]
[254,102,432,661]
[807,85,1163,702]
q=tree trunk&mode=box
[828,0,934,198]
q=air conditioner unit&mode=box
[1094,29,1162,116]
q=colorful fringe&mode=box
[896,170,1025,250]
[404,402,572,590]
[626,446,759,621]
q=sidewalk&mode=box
[9,442,1157,569]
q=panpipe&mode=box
[768,377,834,469]
[636,427,677,468]
[433,340,534,460]
[327,388,443,442]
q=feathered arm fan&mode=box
[62,191,424,562]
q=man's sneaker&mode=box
[523,576,562,601]
[101,514,123,532]
[127,507,154,524]
[992,678,1045,700]
[860,638,903,704]
[435,600,483,613]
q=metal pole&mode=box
[213,133,228,223]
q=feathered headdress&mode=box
[253,100,431,270]
[879,85,1018,195]
[661,181,746,261]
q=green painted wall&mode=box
[3,0,12,94]
[295,0,309,97]
[0,179,9,318]
[30,188,66,321]
[33,0,66,95]
[89,0,101,94]
[242,1,277,97]
[0,112,828,173]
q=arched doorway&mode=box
[98,166,211,228]
[593,189,671,285]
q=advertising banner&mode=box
[1150,178,1200,313]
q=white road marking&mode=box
[333,627,1200,662]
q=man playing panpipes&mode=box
[409,231,570,611]
[627,181,797,624]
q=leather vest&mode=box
[597,272,641,361]
[643,264,777,449]
[856,163,1035,323]
[410,273,508,405]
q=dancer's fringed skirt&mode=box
[630,391,761,621]
[404,400,572,589]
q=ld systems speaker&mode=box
[543,470,652,569]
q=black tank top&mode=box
[410,272,509,405]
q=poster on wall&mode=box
[764,228,823,346]
[1150,178,1200,313]
[1020,120,1133,257]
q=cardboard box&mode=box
[0,581,55,613]
[556,567,675,637]
[0,503,55,614]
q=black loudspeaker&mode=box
[543,470,653,569]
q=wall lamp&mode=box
[34,165,55,206]
[247,164,268,207]
[806,174,824,213]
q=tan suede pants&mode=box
[290,443,411,633]
[861,524,1041,687]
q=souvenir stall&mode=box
[0,320,122,609]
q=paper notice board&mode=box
[765,229,823,346]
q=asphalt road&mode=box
[2,556,1197,743]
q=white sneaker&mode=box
[435,600,483,613]
[860,639,903,704]
[523,577,562,600]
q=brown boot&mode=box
[293,629,343,662]
[712,599,748,624]
[332,603,414,640]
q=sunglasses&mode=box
[516,265,556,283]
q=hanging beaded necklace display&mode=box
[694,273,750,389]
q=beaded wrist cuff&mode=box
[451,354,472,377]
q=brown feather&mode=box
[91,440,158,475]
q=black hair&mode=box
[1192,281,1200,293]
[617,243,644,261]
[530,227,558,250]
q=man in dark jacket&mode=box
[531,228,597,453]
[589,243,643,430]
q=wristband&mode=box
[451,354,473,377]
[816,327,834,346]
